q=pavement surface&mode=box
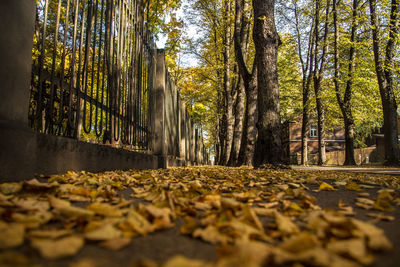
[292,166,400,176]
[1,166,400,267]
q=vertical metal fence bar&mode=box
[33,0,49,132]
[75,0,87,138]
[48,0,62,133]
[30,0,153,151]
[56,0,70,133]
[68,0,80,135]
[82,0,94,134]
[94,0,106,137]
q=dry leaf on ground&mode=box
[0,221,25,249]
[31,235,84,259]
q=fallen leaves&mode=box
[318,182,336,191]
[84,223,122,241]
[0,221,25,249]
[48,195,95,219]
[274,211,299,235]
[0,166,398,266]
[31,235,84,259]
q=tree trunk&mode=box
[369,0,400,165]
[313,0,330,166]
[228,77,245,166]
[333,0,357,166]
[301,74,313,165]
[234,0,257,166]
[238,73,258,166]
[253,0,283,167]
[221,0,234,166]
[294,2,315,166]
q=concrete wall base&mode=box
[0,121,159,182]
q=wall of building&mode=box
[294,146,384,165]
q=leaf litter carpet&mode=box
[0,166,400,267]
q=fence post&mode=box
[185,111,190,164]
[195,128,199,164]
[179,98,186,162]
[0,1,36,180]
[0,1,35,126]
[150,49,167,168]
[189,120,194,163]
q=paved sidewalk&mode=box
[292,166,400,176]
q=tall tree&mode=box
[253,0,283,166]
[293,1,315,166]
[228,74,246,166]
[234,0,258,166]
[333,0,357,165]
[369,0,400,165]
[313,0,330,165]
[228,0,251,166]
[220,0,235,165]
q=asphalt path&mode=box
[293,166,400,176]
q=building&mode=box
[282,117,345,164]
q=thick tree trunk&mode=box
[253,0,283,167]
[369,0,400,165]
[234,0,257,166]
[333,0,357,166]
[228,77,245,166]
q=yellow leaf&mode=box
[12,211,53,229]
[345,182,362,191]
[100,237,132,251]
[85,223,122,241]
[0,221,25,249]
[279,232,319,253]
[48,196,94,219]
[274,211,299,235]
[319,182,335,191]
[124,209,154,235]
[29,229,73,239]
[0,182,22,195]
[31,235,84,259]
[193,225,230,245]
[351,219,392,251]
[326,238,373,265]
[163,255,212,267]
[86,202,123,217]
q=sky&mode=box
[155,0,200,68]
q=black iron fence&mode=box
[29,0,153,150]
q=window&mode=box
[310,125,318,137]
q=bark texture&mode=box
[333,0,357,165]
[234,0,258,166]
[220,0,234,165]
[369,0,400,165]
[253,0,283,166]
[228,77,245,166]
[294,2,315,166]
[313,0,330,165]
